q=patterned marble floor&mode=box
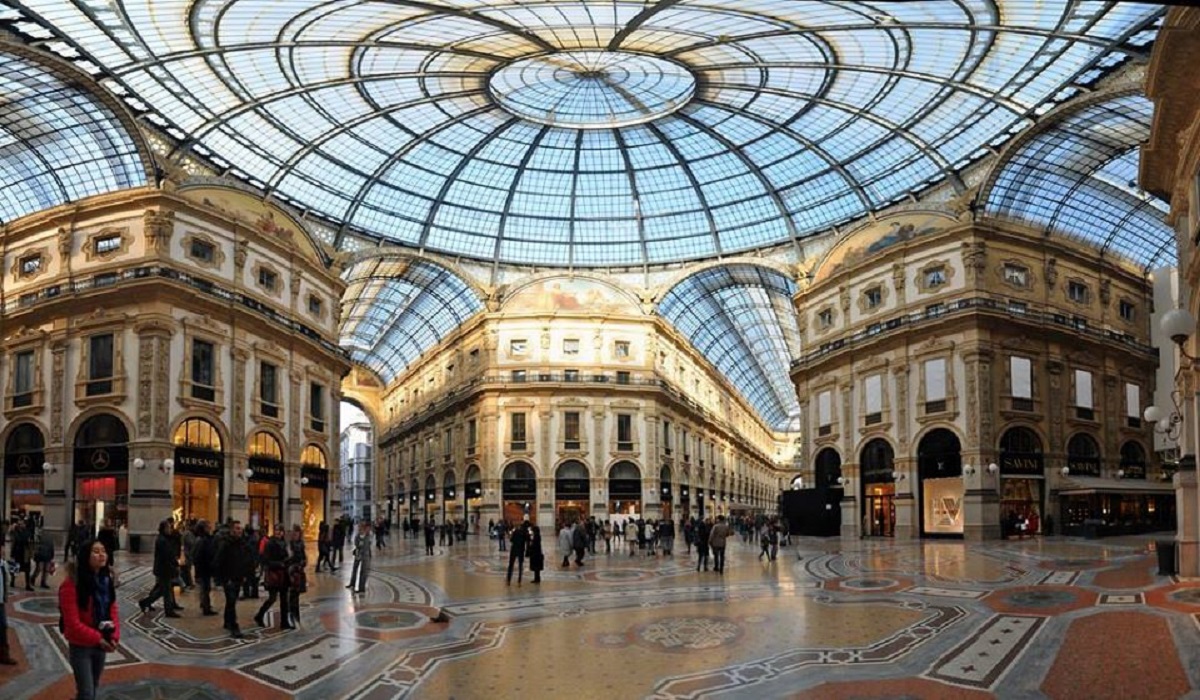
[3,532,1200,699]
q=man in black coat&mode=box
[139,518,181,617]
[506,520,530,585]
[214,520,254,638]
[192,520,218,616]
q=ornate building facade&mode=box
[791,211,1167,541]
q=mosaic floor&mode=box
[3,532,1200,699]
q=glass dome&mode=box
[10,1,1161,267]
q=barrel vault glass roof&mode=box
[6,0,1162,267]
[659,265,802,431]
[0,48,149,224]
[983,93,1175,271]
[340,256,485,384]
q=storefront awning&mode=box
[1058,476,1173,496]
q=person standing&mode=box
[558,521,574,568]
[528,526,544,584]
[660,519,675,557]
[214,520,252,638]
[506,520,529,585]
[9,520,33,591]
[242,526,262,600]
[624,519,638,557]
[602,521,612,554]
[709,515,731,574]
[316,522,336,573]
[96,521,118,575]
[331,519,346,568]
[348,522,372,594]
[423,520,436,556]
[180,520,197,591]
[694,519,711,572]
[191,520,218,617]
[59,540,120,700]
[138,519,181,617]
[32,528,54,589]
[0,538,17,665]
[571,519,588,566]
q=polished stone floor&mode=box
[3,531,1200,699]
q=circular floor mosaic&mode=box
[354,609,426,631]
[1168,588,1200,605]
[634,616,744,653]
[1002,590,1078,608]
[841,577,900,591]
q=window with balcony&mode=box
[443,428,452,457]
[1008,300,1027,315]
[1125,383,1141,428]
[617,413,633,451]
[191,339,215,402]
[310,382,325,431]
[663,420,672,454]
[87,334,114,396]
[564,411,581,451]
[1073,369,1094,420]
[510,412,527,451]
[924,358,947,414]
[260,361,278,418]
[817,390,832,436]
[12,350,34,408]
[1010,356,1033,411]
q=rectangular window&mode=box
[310,382,325,430]
[258,267,277,290]
[663,420,672,453]
[510,412,527,451]
[617,414,633,451]
[87,334,114,396]
[925,358,946,413]
[510,339,527,355]
[191,339,215,401]
[1119,300,1136,322]
[614,340,631,358]
[682,429,690,460]
[511,369,526,383]
[1068,281,1088,303]
[565,411,581,450]
[1003,264,1029,287]
[563,338,580,355]
[865,374,883,424]
[467,419,477,454]
[1011,356,1033,400]
[260,362,278,418]
[13,350,34,407]
[818,390,832,428]
[818,309,834,328]
[564,369,579,382]
[616,371,631,384]
[1126,382,1141,427]
[190,239,215,263]
[925,303,945,317]
[308,295,323,315]
[925,266,947,287]
[94,234,121,255]
[1074,370,1093,418]
[1008,300,1028,315]
[443,428,452,457]
[865,286,882,309]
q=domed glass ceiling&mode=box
[8,0,1162,267]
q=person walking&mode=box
[242,526,262,600]
[624,519,638,557]
[602,521,612,554]
[423,520,436,556]
[180,520,197,591]
[506,520,529,585]
[348,521,372,594]
[9,520,33,591]
[59,540,120,700]
[139,519,181,617]
[331,519,346,568]
[528,526,545,584]
[214,520,253,638]
[558,521,574,568]
[286,525,307,627]
[255,525,292,630]
[316,522,336,573]
[709,515,731,574]
[32,529,54,589]
[191,520,218,617]
[660,518,675,557]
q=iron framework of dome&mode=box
[2,0,1162,267]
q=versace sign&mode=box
[174,447,224,477]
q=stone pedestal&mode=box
[894,491,916,539]
[841,496,859,538]
[962,488,1002,541]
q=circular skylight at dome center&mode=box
[489,51,695,129]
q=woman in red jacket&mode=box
[59,539,119,700]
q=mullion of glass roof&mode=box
[13,0,1164,269]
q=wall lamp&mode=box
[134,458,145,470]
[161,458,174,474]
[1115,469,1126,480]
[238,468,254,480]
[962,464,977,476]
[1060,466,1070,477]
[836,476,849,487]
[988,463,999,474]
[1147,307,1199,443]
[891,470,906,481]
[42,462,56,475]
[300,476,310,485]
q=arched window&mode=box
[860,439,894,483]
[248,432,283,460]
[556,460,589,480]
[815,448,841,487]
[465,464,482,484]
[1119,441,1147,480]
[174,418,222,451]
[75,414,128,447]
[1066,433,1101,477]
[1000,427,1042,454]
[5,423,45,476]
[609,461,641,480]
[301,444,326,468]
[503,462,537,481]
[917,428,962,478]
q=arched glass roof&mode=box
[0,46,149,224]
[983,93,1175,270]
[658,264,801,431]
[9,1,1161,267]
[340,256,485,384]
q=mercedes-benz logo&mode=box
[16,455,32,474]
[91,448,110,470]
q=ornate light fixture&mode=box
[1146,307,1198,443]
[161,458,174,474]
[962,464,977,476]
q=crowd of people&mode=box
[2,509,790,699]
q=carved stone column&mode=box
[143,209,175,255]
[962,347,1000,540]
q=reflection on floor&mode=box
[3,533,1199,699]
